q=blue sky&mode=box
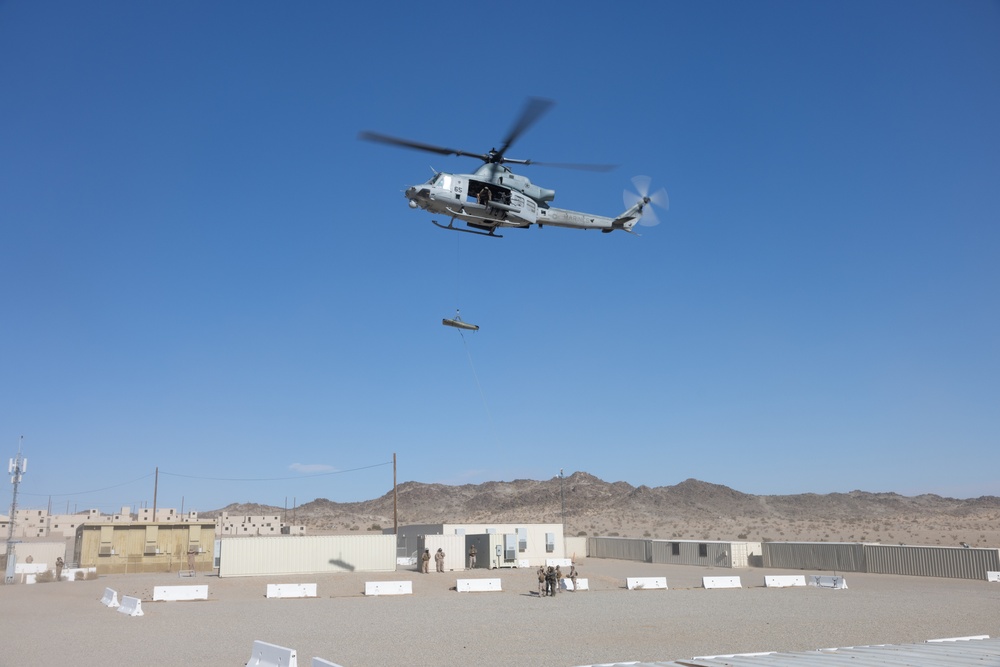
[2,1,998,515]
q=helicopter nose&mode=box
[406,186,431,201]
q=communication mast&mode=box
[4,436,27,584]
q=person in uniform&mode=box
[555,565,563,594]
[421,549,430,573]
[568,565,579,591]
[55,556,64,582]
[537,565,547,597]
[434,547,445,573]
[468,544,477,569]
[545,566,557,597]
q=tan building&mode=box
[215,513,290,536]
[74,521,216,574]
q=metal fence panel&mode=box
[762,542,866,572]
[864,544,1000,580]
[651,540,734,567]
[588,537,649,562]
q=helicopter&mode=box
[360,98,667,238]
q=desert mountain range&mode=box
[205,472,1000,548]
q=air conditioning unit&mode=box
[98,546,113,556]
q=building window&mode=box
[671,542,680,556]
[545,533,555,553]
[698,544,708,558]
[517,527,527,552]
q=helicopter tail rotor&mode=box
[623,175,669,227]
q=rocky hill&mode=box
[204,472,1000,548]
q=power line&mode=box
[159,460,392,482]
[18,459,392,498]
[19,472,155,498]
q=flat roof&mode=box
[578,635,999,667]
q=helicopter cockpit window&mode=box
[429,174,452,190]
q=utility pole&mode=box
[393,452,398,535]
[152,467,158,523]
[5,436,27,584]
[560,468,567,558]
[560,468,565,528]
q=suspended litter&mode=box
[442,309,479,331]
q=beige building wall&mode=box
[397,523,565,568]
[75,522,215,574]
[215,513,287,536]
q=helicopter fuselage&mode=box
[404,169,647,235]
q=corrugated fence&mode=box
[588,537,1000,580]
[761,542,1000,580]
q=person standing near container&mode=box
[435,548,445,573]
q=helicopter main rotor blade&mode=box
[528,160,618,172]
[358,131,488,161]
[495,97,555,159]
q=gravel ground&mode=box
[4,559,999,666]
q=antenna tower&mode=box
[5,436,27,584]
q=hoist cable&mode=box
[459,329,499,445]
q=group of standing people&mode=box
[537,564,579,596]
[421,548,447,573]
[421,545,580,595]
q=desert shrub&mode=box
[369,524,382,531]
[607,531,620,537]
[35,571,55,583]
[349,525,359,531]
[576,531,587,536]
[737,533,748,540]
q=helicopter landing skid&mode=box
[431,219,503,238]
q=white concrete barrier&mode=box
[765,575,806,588]
[153,584,208,601]
[456,578,502,592]
[987,571,1000,583]
[561,578,589,591]
[247,640,297,667]
[61,567,96,581]
[267,583,317,599]
[364,580,412,596]
[626,577,667,590]
[100,588,120,608]
[117,596,144,617]
[546,558,573,567]
[703,576,742,589]
[312,659,344,667]
[808,575,848,589]
[15,563,48,574]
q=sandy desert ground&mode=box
[4,558,999,667]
